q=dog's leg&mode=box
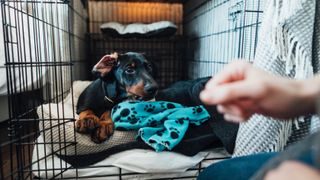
[76,110,100,133]
[91,111,114,143]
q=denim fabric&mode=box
[197,153,277,180]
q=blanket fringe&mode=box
[271,120,292,151]
[269,0,314,79]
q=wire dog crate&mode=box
[0,0,264,179]
[185,0,265,78]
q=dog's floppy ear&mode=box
[92,52,118,78]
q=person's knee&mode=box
[198,153,276,180]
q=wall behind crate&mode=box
[184,0,266,79]
[88,1,183,34]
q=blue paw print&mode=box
[175,118,185,125]
[192,106,203,114]
[169,127,180,139]
[112,105,121,115]
[147,117,158,127]
[144,104,156,112]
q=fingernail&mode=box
[224,114,242,123]
[224,114,232,121]
[217,105,224,113]
[200,91,210,100]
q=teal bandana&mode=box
[111,101,210,152]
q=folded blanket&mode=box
[112,101,210,152]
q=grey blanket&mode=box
[234,0,320,157]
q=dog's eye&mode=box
[125,68,136,75]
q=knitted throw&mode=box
[233,0,320,156]
[111,101,210,152]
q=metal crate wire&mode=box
[0,0,264,179]
[184,0,265,79]
[88,34,186,88]
[0,0,87,179]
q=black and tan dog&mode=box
[76,52,158,143]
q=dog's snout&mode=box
[145,84,158,95]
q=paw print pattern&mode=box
[156,129,165,136]
[160,102,166,109]
[169,127,180,139]
[175,118,185,125]
[112,105,121,115]
[192,106,203,114]
[114,117,121,122]
[131,107,137,114]
[160,118,166,124]
[144,104,156,112]
[162,141,171,147]
[128,116,139,124]
[166,103,176,109]
[120,108,130,117]
[147,117,158,127]
[149,139,157,144]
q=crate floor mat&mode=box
[37,81,139,157]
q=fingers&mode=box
[200,61,255,105]
[200,80,254,105]
[224,114,246,123]
[205,60,251,89]
[217,104,254,122]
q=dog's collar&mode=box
[102,80,150,105]
[102,81,117,105]
[104,96,114,104]
[101,81,136,105]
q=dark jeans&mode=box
[197,152,277,180]
[198,149,318,180]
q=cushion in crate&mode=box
[100,21,177,38]
[37,81,139,157]
[36,80,230,167]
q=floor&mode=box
[1,120,37,180]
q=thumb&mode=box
[200,81,254,104]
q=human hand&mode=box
[264,161,320,180]
[200,61,318,122]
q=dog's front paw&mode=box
[75,114,100,134]
[90,121,114,143]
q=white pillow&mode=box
[100,21,177,38]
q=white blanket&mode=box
[32,135,229,179]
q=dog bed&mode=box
[36,81,228,167]
[37,81,139,157]
[32,135,229,179]
[100,21,177,38]
[34,80,230,178]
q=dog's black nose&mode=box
[145,84,158,95]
